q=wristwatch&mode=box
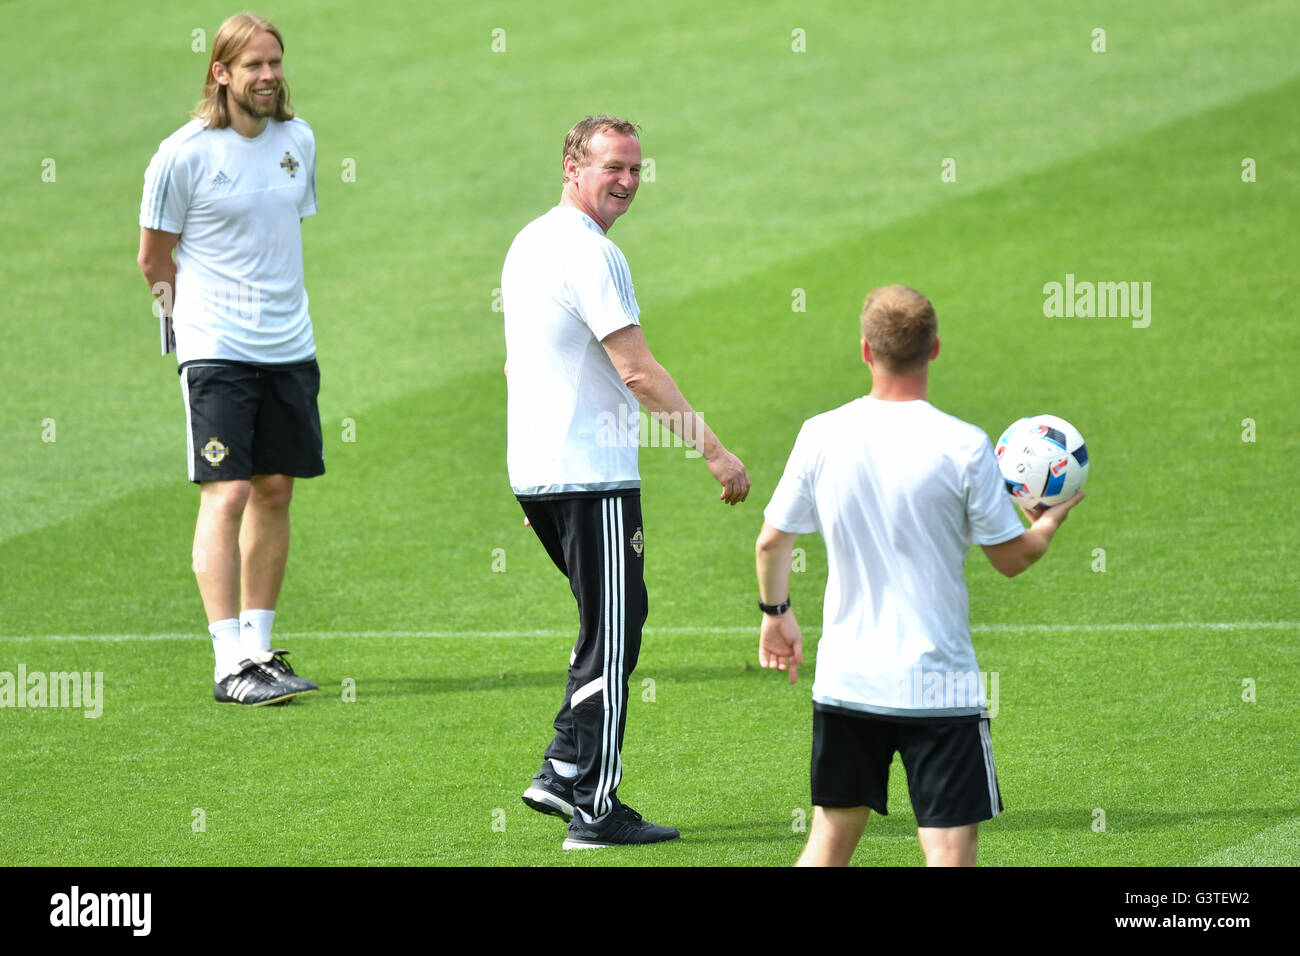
[758,598,791,616]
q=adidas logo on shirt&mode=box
[210,170,231,187]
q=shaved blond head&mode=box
[860,285,937,373]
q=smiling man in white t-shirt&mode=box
[756,285,1084,866]
[505,116,750,849]
[138,13,321,706]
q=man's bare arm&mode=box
[602,324,750,504]
[138,227,179,314]
[756,522,798,605]
[981,491,1085,577]
[755,522,803,683]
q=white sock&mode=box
[549,759,578,779]
[210,618,243,681]
[239,609,276,660]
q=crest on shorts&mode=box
[630,528,644,557]
[279,151,300,178]
[202,438,228,465]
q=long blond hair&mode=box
[193,13,294,128]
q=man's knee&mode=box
[249,474,294,510]
[918,824,978,867]
[797,806,870,867]
[200,480,252,520]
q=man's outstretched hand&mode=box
[707,448,750,505]
[760,610,803,684]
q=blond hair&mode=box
[562,115,640,183]
[860,285,938,373]
[193,13,294,129]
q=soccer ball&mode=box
[995,415,1089,509]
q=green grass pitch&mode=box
[1,0,1297,866]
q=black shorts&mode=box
[179,359,325,483]
[811,702,1002,828]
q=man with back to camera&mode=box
[755,285,1084,866]
[503,115,751,849]
[138,12,321,706]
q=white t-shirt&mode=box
[140,117,318,365]
[764,397,1024,716]
[503,206,642,497]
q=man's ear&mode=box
[861,338,871,366]
[930,337,940,361]
[212,61,230,87]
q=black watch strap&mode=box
[758,597,791,616]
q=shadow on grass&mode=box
[982,805,1300,832]
[345,663,783,697]
[660,819,809,847]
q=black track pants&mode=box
[519,492,648,819]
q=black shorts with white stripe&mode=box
[518,491,648,821]
[179,359,325,483]
[811,702,1003,828]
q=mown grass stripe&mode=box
[0,621,1294,643]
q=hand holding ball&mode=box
[995,415,1089,510]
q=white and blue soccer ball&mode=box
[995,414,1089,509]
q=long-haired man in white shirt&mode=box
[138,12,321,706]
